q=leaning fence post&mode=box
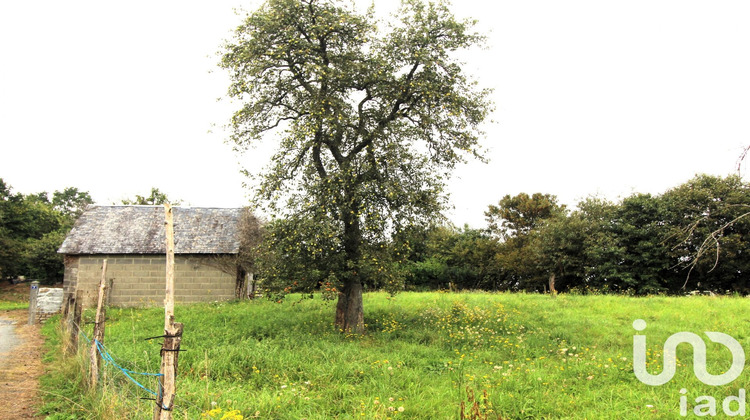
[28,281,39,325]
[89,259,108,388]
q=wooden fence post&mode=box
[28,281,39,325]
[89,259,108,388]
[154,204,183,420]
[63,289,84,355]
[73,289,83,348]
[61,292,72,353]
[62,289,80,355]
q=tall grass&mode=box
[39,292,750,419]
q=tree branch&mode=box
[679,209,750,289]
[348,60,422,159]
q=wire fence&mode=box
[72,321,204,415]
[78,326,162,397]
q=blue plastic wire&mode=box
[97,340,162,376]
[77,325,171,410]
[94,339,162,396]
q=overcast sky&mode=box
[1,1,749,228]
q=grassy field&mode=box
[38,292,750,419]
[0,282,30,310]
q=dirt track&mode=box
[0,310,44,419]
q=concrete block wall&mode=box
[68,254,236,308]
[63,255,80,300]
[36,287,64,323]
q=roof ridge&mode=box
[58,206,243,255]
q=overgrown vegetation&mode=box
[39,292,750,419]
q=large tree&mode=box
[485,192,563,239]
[52,187,94,226]
[484,193,564,291]
[660,174,750,293]
[221,0,491,332]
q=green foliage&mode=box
[258,215,407,297]
[610,193,673,293]
[1,187,61,241]
[39,292,750,419]
[120,187,180,206]
[257,215,345,296]
[52,187,94,227]
[484,193,565,291]
[481,175,750,295]
[580,175,750,294]
[0,301,28,310]
[399,225,501,290]
[485,193,564,239]
[573,197,629,291]
[659,174,750,292]
[406,257,449,289]
[0,178,93,283]
[531,211,587,292]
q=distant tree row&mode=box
[257,174,750,296]
[0,179,93,283]
[5,172,745,293]
[399,174,750,295]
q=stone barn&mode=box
[58,205,245,308]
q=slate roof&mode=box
[58,206,242,255]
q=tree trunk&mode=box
[335,198,365,334]
[335,279,364,334]
[549,273,557,298]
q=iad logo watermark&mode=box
[632,319,745,386]
[633,319,746,416]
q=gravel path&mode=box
[0,318,21,357]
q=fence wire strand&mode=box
[72,320,203,414]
